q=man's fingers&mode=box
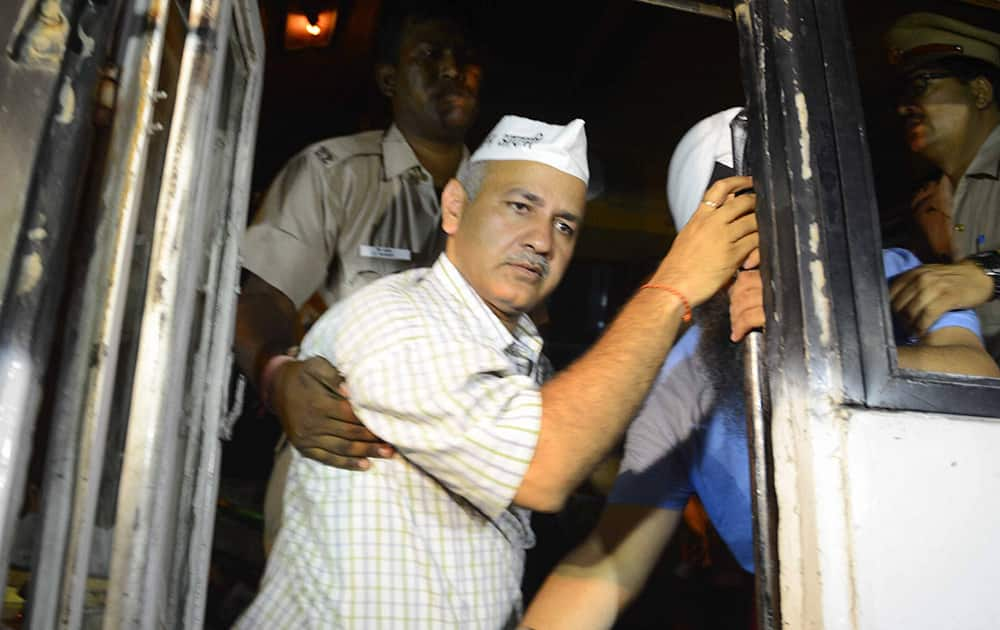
[906,290,951,330]
[889,275,922,313]
[730,306,766,342]
[295,436,395,461]
[302,355,345,391]
[728,270,765,341]
[726,212,758,242]
[702,175,753,204]
[298,448,372,471]
[914,306,944,336]
[732,232,760,263]
[742,248,761,270]
[713,193,757,224]
[321,417,385,442]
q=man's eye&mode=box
[508,202,530,213]
[555,220,575,236]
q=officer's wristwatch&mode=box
[966,250,1000,302]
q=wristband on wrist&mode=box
[259,346,300,410]
[639,283,692,322]
[965,250,1000,302]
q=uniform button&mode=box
[954,224,966,232]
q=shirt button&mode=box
[954,223,965,232]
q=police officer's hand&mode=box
[653,176,758,307]
[270,356,394,470]
[889,261,994,336]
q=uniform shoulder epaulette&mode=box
[306,129,384,168]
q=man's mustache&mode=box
[434,80,474,100]
[506,251,550,279]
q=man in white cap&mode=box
[520,109,997,630]
[234,114,758,629]
[885,13,1000,360]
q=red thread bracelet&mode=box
[640,283,692,322]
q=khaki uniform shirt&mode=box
[951,124,1000,358]
[242,125,468,309]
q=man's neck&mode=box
[939,114,1000,187]
[398,126,465,188]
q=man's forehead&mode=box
[486,160,583,186]
[483,161,587,211]
[402,17,469,48]
[905,63,949,78]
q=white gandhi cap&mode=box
[470,115,589,184]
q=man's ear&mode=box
[971,76,995,110]
[441,179,468,236]
[375,64,396,98]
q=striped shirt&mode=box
[235,254,546,629]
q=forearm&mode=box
[522,505,680,629]
[518,288,684,510]
[234,272,300,390]
[898,344,1000,377]
[521,540,628,630]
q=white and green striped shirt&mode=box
[236,254,546,629]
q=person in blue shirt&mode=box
[520,109,999,630]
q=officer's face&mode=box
[897,68,979,158]
[442,161,586,328]
[383,18,482,143]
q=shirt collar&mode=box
[429,253,544,363]
[965,124,1000,181]
[381,124,470,182]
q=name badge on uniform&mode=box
[360,244,412,261]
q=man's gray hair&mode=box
[455,160,488,201]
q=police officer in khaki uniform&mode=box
[886,13,1000,361]
[234,4,482,550]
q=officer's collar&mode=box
[965,123,1000,180]
[381,124,470,182]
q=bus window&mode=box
[842,0,1000,395]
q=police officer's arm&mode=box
[520,505,682,630]
[896,326,1000,376]
[514,177,758,512]
[731,262,999,377]
[235,150,393,470]
[234,273,393,469]
[889,261,994,336]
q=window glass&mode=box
[845,0,1000,380]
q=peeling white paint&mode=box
[77,22,95,59]
[809,223,832,347]
[16,252,43,295]
[777,27,793,41]
[56,78,75,124]
[733,2,750,24]
[795,92,813,181]
[28,227,47,242]
[26,0,68,66]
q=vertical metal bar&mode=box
[102,0,234,626]
[180,4,263,625]
[26,1,172,627]
[743,334,779,630]
[731,106,781,630]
